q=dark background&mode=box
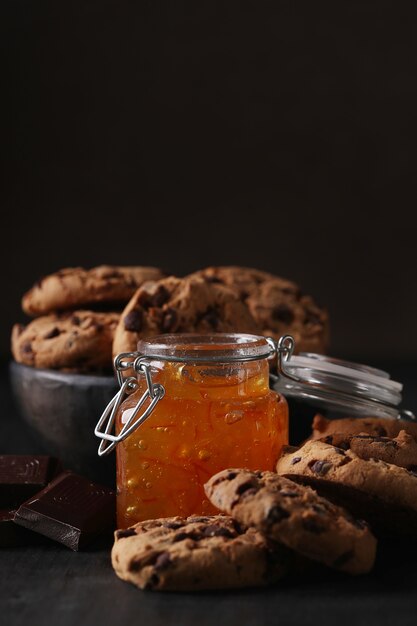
[2,0,416,363]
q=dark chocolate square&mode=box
[0,455,62,508]
[14,471,116,551]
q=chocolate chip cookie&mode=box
[111,515,290,591]
[191,266,329,353]
[11,311,119,372]
[310,414,417,442]
[319,431,417,469]
[276,440,417,535]
[22,266,165,316]
[205,469,376,574]
[112,275,261,356]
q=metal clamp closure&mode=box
[94,353,165,457]
[268,334,298,380]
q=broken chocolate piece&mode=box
[0,455,62,508]
[14,471,115,550]
[0,510,39,548]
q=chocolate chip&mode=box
[200,307,220,330]
[333,550,355,568]
[237,487,258,501]
[188,516,211,523]
[21,341,33,354]
[172,532,189,542]
[116,528,137,539]
[312,503,328,515]
[210,471,237,488]
[374,426,387,437]
[291,457,302,465]
[173,531,201,542]
[272,304,294,325]
[129,559,141,572]
[302,517,325,534]
[334,447,346,456]
[338,441,350,450]
[144,573,160,590]
[154,552,171,570]
[164,521,184,529]
[130,551,170,573]
[161,308,178,332]
[304,310,322,326]
[202,525,234,538]
[71,315,81,326]
[339,456,352,466]
[308,460,332,475]
[280,490,299,498]
[124,308,143,332]
[231,519,243,534]
[236,481,257,495]
[267,505,290,523]
[205,276,223,285]
[138,286,170,309]
[43,327,61,339]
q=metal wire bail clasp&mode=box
[94,353,165,457]
[265,334,299,382]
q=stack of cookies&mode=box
[11,266,165,372]
[111,469,377,591]
[11,265,329,373]
[277,415,417,536]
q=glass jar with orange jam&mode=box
[95,334,288,528]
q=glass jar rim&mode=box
[137,333,275,363]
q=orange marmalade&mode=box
[115,334,288,527]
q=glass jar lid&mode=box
[272,336,404,419]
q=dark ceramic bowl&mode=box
[9,361,118,486]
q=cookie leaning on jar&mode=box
[112,274,262,357]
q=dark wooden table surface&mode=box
[1,361,417,626]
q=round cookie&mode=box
[112,275,261,356]
[319,431,417,470]
[22,265,165,316]
[11,311,120,372]
[204,469,376,575]
[190,266,329,353]
[111,514,290,591]
[276,439,417,535]
[310,414,417,442]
